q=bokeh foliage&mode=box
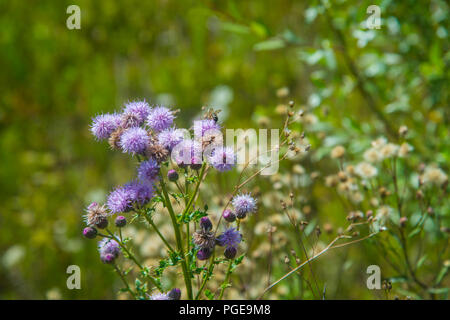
[0,0,448,299]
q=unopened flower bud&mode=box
[168,288,181,300]
[224,246,237,259]
[101,253,116,264]
[200,217,213,232]
[167,169,179,182]
[96,216,109,229]
[222,209,236,223]
[83,227,97,239]
[197,248,212,261]
[115,216,126,228]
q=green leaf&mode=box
[253,38,285,51]
[204,289,215,300]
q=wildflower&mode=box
[145,141,169,163]
[216,227,242,249]
[331,145,345,159]
[208,146,235,172]
[108,127,125,150]
[120,112,141,129]
[421,165,448,187]
[398,142,412,157]
[124,181,154,206]
[123,100,152,124]
[167,288,181,300]
[193,119,221,137]
[146,106,175,132]
[107,186,133,214]
[167,169,179,182]
[150,293,170,300]
[193,229,215,249]
[137,159,160,182]
[224,246,237,259]
[98,237,121,263]
[172,139,202,168]
[363,148,381,163]
[222,209,236,223]
[115,216,126,228]
[199,217,213,232]
[379,143,399,159]
[90,113,121,140]
[83,227,97,239]
[197,248,212,260]
[158,127,184,151]
[232,193,257,219]
[84,202,109,227]
[355,162,378,179]
[371,137,387,149]
[119,127,150,155]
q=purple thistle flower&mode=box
[168,288,181,300]
[124,181,154,206]
[98,237,121,262]
[208,146,235,172]
[193,119,221,137]
[119,127,150,154]
[158,127,184,151]
[123,100,152,124]
[90,113,121,140]
[150,293,170,300]
[83,227,97,239]
[232,193,257,218]
[216,227,242,249]
[106,186,133,214]
[137,159,160,182]
[146,106,175,132]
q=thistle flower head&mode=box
[146,106,175,132]
[158,127,184,151]
[193,119,221,137]
[90,113,121,140]
[98,237,121,262]
[150,293,170,300]
[208,146,235,172]
[107,186,133,214]
[193,229,216,249]
[124,181,154,206]
[216,227,242,249]
[137,159,160,182]
[84,202,109,226]
[232,193,257,217]
[196,248,212,260]
[123,100,152,124]
[172,139,202,167]
[119,127,150,155]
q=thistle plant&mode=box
[82,100,298,300]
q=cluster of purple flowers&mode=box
[98,237,121,264]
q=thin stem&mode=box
[113,263,136,299]
[143,214,175,252]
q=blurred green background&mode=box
[0,0,448,299]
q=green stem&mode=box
[218,259,233,300]
[113,263,136,299]
[143,213,175,252]
[195,253,216,300]
[159,172,193,299]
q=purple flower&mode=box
[90,113,121,140]
[119,127,150,154]
[98,237,121,262]
[123,100,152,124]
[137,159,160,182]
[208,146,235,172]
[168,288,181,300]
[124,181,154,206]
[197,248,212,261]
[216,227,242,249]
[146,106,175,132]
[232,193,257,218]
[107,186,133,214]
[158,127,184,151]
[150,293,170,300]
[193,119,221,137]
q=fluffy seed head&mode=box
[193,229,216,249]
[84,202,109,226]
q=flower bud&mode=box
[168,288,181,300]
[200,216,213,232]
[197,248,212,261]
[101,253,116,264]
[224,246,237,259]
[167,169,179,182]
[83,227,97,239]
[115,216,127,228]
[222,209,236,223]
[96,216,109,229]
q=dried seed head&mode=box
[192,229,216,249]
[145,142,169,163]
[108,127,125,150]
